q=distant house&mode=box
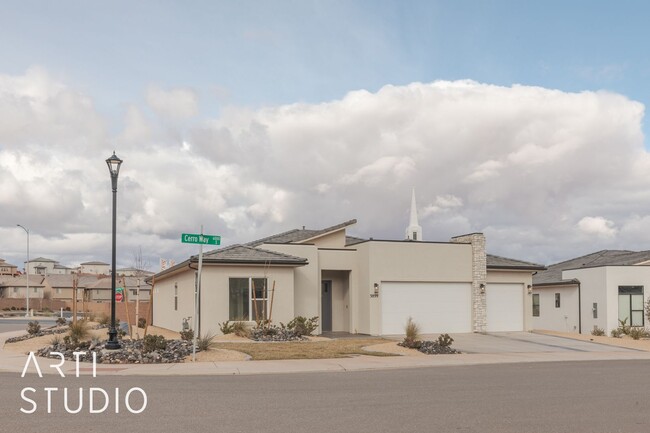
[78,261,110,275]
[0,275,45,299]
[532,250,650,334]
[0,259,19,276]
[152,209,543,336]
[86,276,151,302]
[116,267,155,277]
[25,257,73,275]
[42,275,102,301]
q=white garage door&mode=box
[381,282,472,334]
[486,283,524,332]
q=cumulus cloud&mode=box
[146,85,199,120]
[1,70,649,270]
[577,216,618,239]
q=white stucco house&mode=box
[152,197,544,336]
[532,250,650,334]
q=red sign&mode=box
[115,287,124,302]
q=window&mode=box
[532,294,540,317]
[33,287,38,294]
[412,232,417,240]
[229,277,268,321]
[174,283,178,311]
[13,287,18,294]
[619,286,644,327]
[555,293,561,308]
[592,303,598,319]
[55,288,61,294]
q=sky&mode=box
[1,0,650,271]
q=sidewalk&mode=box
[3,329,650,377]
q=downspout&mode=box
[577,280,582,334]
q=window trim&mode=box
[618,285,644,327]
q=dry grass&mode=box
[211,338,396,360]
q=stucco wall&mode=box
[153,267,196,332]
[531,285,579,333]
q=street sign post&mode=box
[181,228,221,362]
[181,233,221,245]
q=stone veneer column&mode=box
[451,233,487,333]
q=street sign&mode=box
[181,233,221,245]
[115,287,124,302]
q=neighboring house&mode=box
[25,257,73,275]
[78,261,110,275]
[0,259,19,276]
[87,276,151,302]
[152,197,544,336]
[0,275,45,299]
[116,267,155,277]
[42,275,102,301]
[532,250,650,335]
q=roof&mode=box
[151,244,308,281]
[487,254,546,271]
[247,219,357,246]
[28,257,57,263]
[43,274,102,288]
[88,276,150,290]
[81,261,110,266]
[0,275,45,287]
[533,250,650,286]
[53,264,71,270]
[198,244,308,265]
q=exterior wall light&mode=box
[480,283,486,294]
[371,283,379,297]
[527,284,533,294]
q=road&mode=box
[1,360,649,432]
[0,318,57,333]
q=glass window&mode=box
[229,278,250,320]
[618,286,644,327]
[555,293,561,308]
[229,278,268,321]
[532,294,540,317]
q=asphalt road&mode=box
[0,318,57,333]
[1,360,649,432]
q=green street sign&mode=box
[181,233,221,245]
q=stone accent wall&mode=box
[451,233,487,332]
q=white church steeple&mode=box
[406,188,422,241]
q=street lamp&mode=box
[106,151,123,350]
[16,224,29,317]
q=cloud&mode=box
[1,70,649,270]
[146,85,199,120]
[577,216,618,239]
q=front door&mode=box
[321,280,332,332]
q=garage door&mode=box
[381,282,472,334]
[486,283,524,332]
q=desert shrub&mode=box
[611,328,623,338]
[405,316,420,341]
[138,317,147,328]
[232,321,250,337]
[143,334,167,353]
[55,317,67,326]
[418,334,459,354]
[196,332,215,351]
[287,316,319,337]
[97,313,110,326]
[618,318,631,335]
[50,334,62,346]
[27,321,41,335]
[10,306,16,311]
[629,327,648,340]
[591,327,605,336]
[180,329,194,341]
[68,320,89,343]
[219,321,235,334]
[250,323,302,341]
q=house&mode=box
[0,275,45,299]
[42,275,102,301]
[25,257,73,275]
[532,250,650,335]
[116,267,155,277]
[0,259,19,276]
[78,261,110,275]
[152,195,543,335]
[86,276,151,302]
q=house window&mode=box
[33,287,38,294]
[174,283,178,311]
[13,287,18,294]
[618,286,644,327]
[555,293,561,308]
[229,277,268,321]
[592,303,598,319]
[55,288,61,294]
[412,232,417,240]
[532,294,540,317]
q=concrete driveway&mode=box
[420,332,641,354]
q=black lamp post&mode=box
[106,151,123,350]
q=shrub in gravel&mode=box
[69,320,90,343]
[138,317,147,328]
[629,327,648,340]
[56,317,67,326]
[143,334,167,353]
[196,332,215,351]
[591,327,605,336]
[219,321,235,334]
[286,316,319,337]
[249,323,304,341]
[27,321,41,335]
[180,329,194,341]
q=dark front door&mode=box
[321,280,332,332]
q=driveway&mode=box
[420,332,641,354]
